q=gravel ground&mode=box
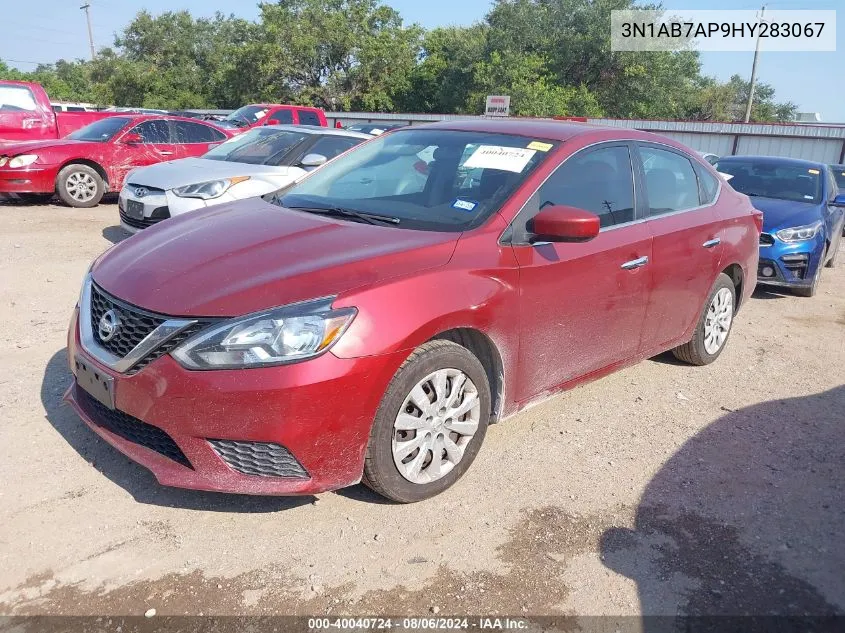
[1,199,843,623]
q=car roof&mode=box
[254,104,322,111]
[411,118,686,146]
[262,124,370,139]
[113,113,229,127]
[718,155,828,170]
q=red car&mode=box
[0,115,232,207]
[65,120,761,503]
[215,103,328,132]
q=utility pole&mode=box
[80,3,95,60]
[743,4,766,123]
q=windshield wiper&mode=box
[288,206,401,226]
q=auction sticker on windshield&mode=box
[464,145,536,173]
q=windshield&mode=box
[273,129,556,232]
[223,105,268,128]
[831,165,845,190]
[203,128,308,165]
[715,159,823,204]
[66,117,131,142]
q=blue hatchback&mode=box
[715,156,845,297]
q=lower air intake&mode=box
[208,439,309,479]
[76,386,192,469]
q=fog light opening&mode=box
[761,266,775,278]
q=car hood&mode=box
[92,197,459,317]
[125,157,294,191]
[0,138,86,154]
[749,197,822,232]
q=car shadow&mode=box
[41,349,313,512]
[600,386,845,624]
[102,225,131,244]
[752,286,791,300]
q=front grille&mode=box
[781,253,809,280]
[76,386,192,468]
[759,233,775,246]
[208,439,309,479]
[90,283,165,358]
[89,283,214,374]
[119,206,170,230]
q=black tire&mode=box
[17,193,54,204]
[362,340,491,503]
[794,250,824,297]
[56,164,105,208]
[825,237,839,268]
[672,273,736,366]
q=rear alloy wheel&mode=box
[363,340,491,503]
[672,273,736,366]
[57,164,105,208]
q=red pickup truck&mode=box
[214,103,328,131]
[0,80,118,142]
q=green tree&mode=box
[256,0,422,111]
[397,25,488,113]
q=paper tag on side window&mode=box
[464,145,537,173]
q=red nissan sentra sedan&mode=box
[0,115,232,207]
[65,120,761,503]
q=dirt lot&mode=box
[1,199,843,623]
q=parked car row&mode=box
[66,119,770,503]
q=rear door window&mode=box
[302,136,362,162]
[171,120,226,143]
[639,146,701,215]
[297,110,321,126]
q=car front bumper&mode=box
[118,187,209,233]
[65,307,407,495]
[756,232,825,288]
[0,165,57,194]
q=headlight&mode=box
[172,298,356,370]
[172,176,250,200]
[776,220,823,242]
[8,154,38,168]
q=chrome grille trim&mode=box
[79,274,198,374]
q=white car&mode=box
[118,125,369,232]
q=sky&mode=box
[2,0,843,120]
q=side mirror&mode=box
[121,132,142,145]
[530,205,600,243]
[831,193,845,207]
[266,119,281,126]
[300,153,327,168]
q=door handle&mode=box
[702,238,721,248]
[621,256,649,270]
[159,151,174,156]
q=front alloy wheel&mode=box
[363,340,491,503]
[392,368,481,484]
